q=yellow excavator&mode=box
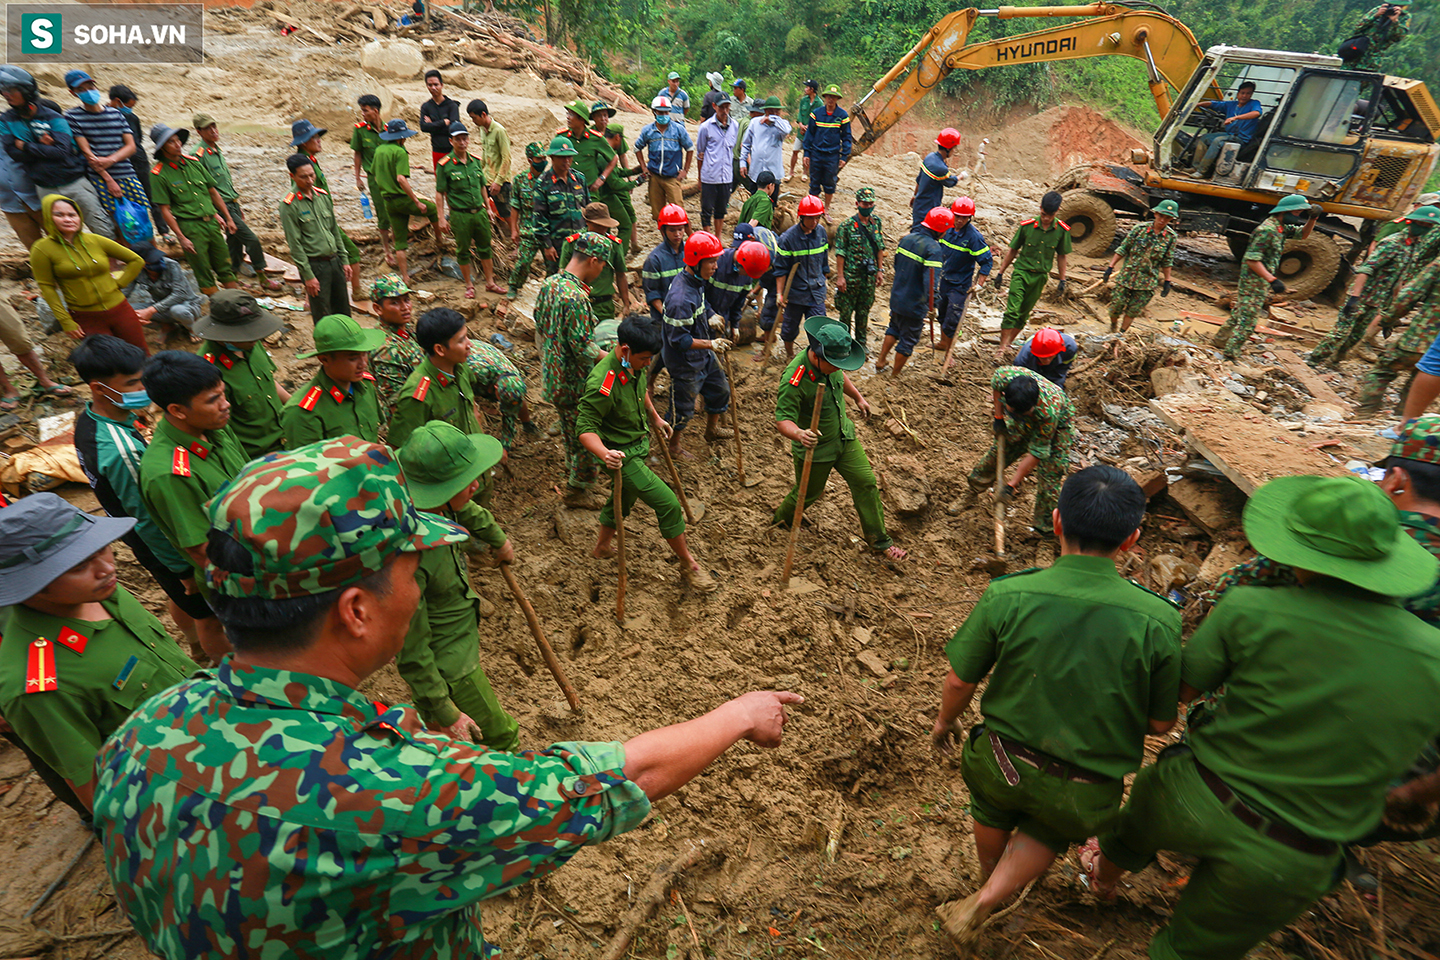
[852,3,1440,299]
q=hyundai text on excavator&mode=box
[852,3,1439,299]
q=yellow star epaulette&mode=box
[599,369,616,396]
[789,363,806,386]
[151,161,163,175]
[438,155,452,166]
[413,376,431,401]
[300,386,322,411]
[25,637,57,694]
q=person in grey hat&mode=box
[150,122,238,295]
[0,492,197,816]
[124,241,206,337]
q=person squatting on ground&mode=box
[125,243,206,337]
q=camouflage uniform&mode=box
[508,144,549,298]
[1216,219,1299,360]
[534,249,603,489]
[465,340,527,450]
[1356,257,1440,416]
[833,198,885,345]
[1311,232,1427,364]
[1108,221,1177,323]
[532,167,590,277]
[93,438,652,960]
[1342,4,1410,71]
[370,326,425,427]
[968,366,1075,535]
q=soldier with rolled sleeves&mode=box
[279,152,352,325]
[1213,195,1318,362]
[1104,199,1179,333]
[194,290,289,460]
[281,314,387,447]
[91,434,800,958]
[370,118,440,289]
[0,494,197,817]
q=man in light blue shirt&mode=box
[1189,82,1263,177]
[656,72,690,120]
[741,96,791,187]
[695,99,738,238]
[634,98,694,224]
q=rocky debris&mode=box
[880,455,930,515]
[360,38,424,78]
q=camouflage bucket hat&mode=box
[205,437,466,600]
[524,141,545,160]
[193,289,283,341]
[855,187,876,204]
[297,314,389,358]
[370,274,411,300]
[397,422,504,509]
[1384,415,1440,467]
[571,230,613,259]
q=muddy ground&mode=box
[0,6,1435,960]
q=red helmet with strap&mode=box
[1031,327,1066,358]
[950,195,976,217]
[734,240,771,279]
[683,230,723,267]
[658,203,690,227]
[797,195,825,217]
[936,127,961,150]
[922,206,955,233]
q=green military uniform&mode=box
[1216,218,1298,360]
[280,369,382,447]
[1311,231,1427,365]
[278,186,351,323]
[533,168,590,274]
[436,151,492,267]
[0,587,197,797]
[560,125,617,191]
[739,189,775,230]
[1002,217,1072,330]
[577,350,685,538]
[138,417,249,570]
[772,351,893,550]
[601,122,641,248]
[190,139,270,280]
[1109,220,1177,323]
[833,204,885,344]
[1342,3,1410,71]
[371,141,439,253]
[560,230,626,323]
[199,341,286,459]
[349,118,391,233]
[949,556,1181,852]
[302,151,362,271]
[465,340,527,450]
[507,144,549,298]
[969,366,1074,535]
[534,267,600,489]
[371,325,425,427]
[1356,256,1440,416]
[150,154,235,289]
[387,357,482,450]
[793,93,818,152]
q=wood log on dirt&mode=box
[596,843,726,960]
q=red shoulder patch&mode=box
[789,364,806,386]
[438,155,452,166]
[354,121,368,128]
[361,371,375,381]
[1057,219,1070,231]
[55,627,88,655]
[413,376,431,401]
[300,386,322,411]
[151,162,163,175]
[329,387,347,404]
[283,192,296,205]
[172,447,191,477]
[25,639,56,694]
[314,186,329,195]
[599,370,616,396]
[1020,218,1036,226]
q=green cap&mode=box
[570,230,613,259]
[546,134,578,157]
[525,141,546,160]
[565,99,592,119]
[1242,474,1437,597]
[1384,414,1440,467]
[1403,205,1440,226]
[192,112,217,130]
[823,84,842,98]
[1153,199,1180,218]
[605,122,624,136]
[297,314,389,358]
[205,437,466,600]
[370,274,410,301]
[802,316,865,371]
[763,95,782,109]
[397,423,504,509]
[855,187,876,204]
[1271,194,1312,215]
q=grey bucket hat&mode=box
[0,494,135,605]
[150,123,189,156]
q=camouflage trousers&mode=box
[555,403,599,489]
[835,277,877,345]
[1354,347,1421,418]
[967,423,1075,534]
[1213,278,1270,359]
[506,233,545,298]
[1108,284,1155,322]
[1309,300,1376,365]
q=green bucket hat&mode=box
[1383,414,1440,467]
[823,84,842,98]
[855,187,876,204]
[1153,199,1180,218]
[590,100,616,117]
[546,134,578,157]
[370,274,411,301]
[193,290,282,341]
[524,141,546,160]
[205,437,466,600]
[1242,474,1437,597]
[298,314,389,358]
[802,316,865,371]
[1403,205,1440,226]
[564,99,592,119]
[1271,194,1312,215]
[762,95,782,109]
[397,422,504,510]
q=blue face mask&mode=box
[118,105,134,115]
[655,115,670,127]
[77,89,103,107]
[103,383,150,409]
[619,353,631,370]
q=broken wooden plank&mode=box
[1268,349,1347,407]
[261,7,334,43]
[1167,477,1236,537]
[1150,365,1207,397]
[1171,276,1224,302]
[1177,310,1300,341]
[1196,539,1252,584]
[1122,465,1169,499]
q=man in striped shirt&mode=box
[63,69,148,243]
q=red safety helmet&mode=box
[950,195,976,217]
[735,239,771,279]
[658,203,690,227]
[936,127,962,150]
[683,230,723,267]
[922,206,955,233]
[1031,327,1066,359]
[797,194,825,217]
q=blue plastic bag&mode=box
[114,196,153,246]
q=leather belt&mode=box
[310,253,338,261]
[986,727,1113,786]
[450,206,481,213]
[1195,761,1338,856]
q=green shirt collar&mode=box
[1050,553,1124,575]
[216,658,378,723]
[83,401,139,429]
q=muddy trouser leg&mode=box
[835,286,857,335]
[495,371,525,450]
[851,278,876,346]
[598,454,685,538]
[507,235,543,296]
[1220,281,1266,358]
[1001,271,1046,331]
[556,402,599,489]
[1031,424,1073,534]
[1356,347,1420,415]
[602,189,634,248]
[1396,366,1420,416]
[940,290,970,339]
[773,455,836,526]
[759,274,778,332]
[225,200,266,273]
[1109,285,1153,325]
[832,440,891,550]
[449,664,521,751]
[968,440,1001,489]
[1310,303,1374,363]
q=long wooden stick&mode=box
[720,350,747,484]
[614,463,627,622]
[759,263,801,366]
[499,564,581,712]
[596,843,723,960]
[655,426,695,524]
[940,288,974,370]
[781,380,825,588]
[994,432,1006,556]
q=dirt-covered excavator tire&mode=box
[1056,191,1117,258]
[1275,233,1342,302]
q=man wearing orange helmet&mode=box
[770,194,831,360]
[1103,199,1179,333]
[707,235,771,339]
[642,203,690,326]
[662,231,735,455]
[937,195,992,362]
[876,207,949,377]
[911,128,960,229]
[1015,327,1078,388]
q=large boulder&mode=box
[360,38,424,79]
[285,73,397,136]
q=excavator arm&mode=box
[853,3,1210,156]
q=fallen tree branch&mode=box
[596,842,725,960]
